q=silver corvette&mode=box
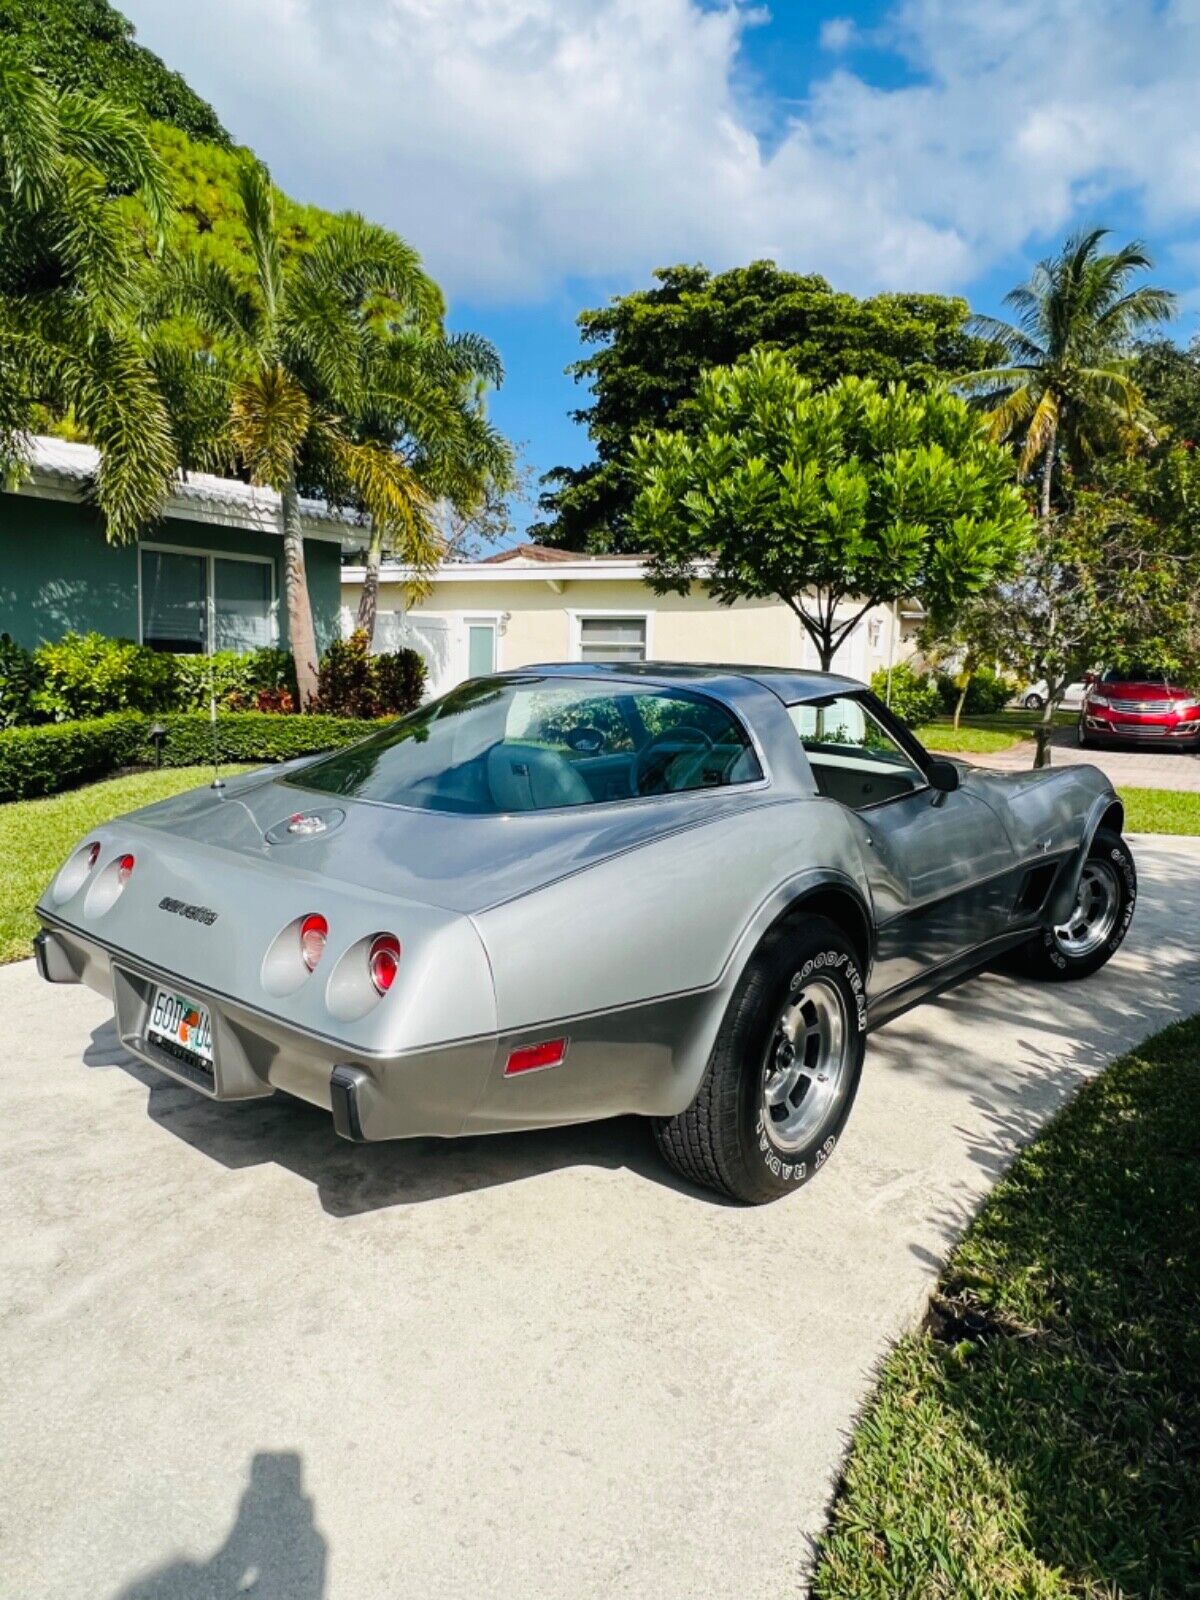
[36,664,1136,1203]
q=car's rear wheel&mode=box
[652,917,866,1203]
[1015,829,1136,981]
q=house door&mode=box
[467,620,497,678]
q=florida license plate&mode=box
[147,987,214,1071]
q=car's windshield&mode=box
[287,676,763,813]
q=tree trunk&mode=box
[817,635,835,672]
[281,479,320,711]
[953,676,970,731]
[355,517,384,644]
[1032,693,1056,769]
[1039,416,1058,523]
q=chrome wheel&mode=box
[1054,860,1120,958]
[761,975,849,1153]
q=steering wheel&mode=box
[635,724,713,794]
[565,724,606,755]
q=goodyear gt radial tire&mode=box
[1018,828,1136,981]
[653,917,867,1204]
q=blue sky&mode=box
[123,0,1200,536]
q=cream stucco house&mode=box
[339,544,922,696]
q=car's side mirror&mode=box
[927,758,960,794]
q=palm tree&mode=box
[163,155,444,706]
[0,42,176,539]
[964,230,1175,520]
[352,325,513,641]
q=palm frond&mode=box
[63,327,176,543]
[297,214,443,328]
[56,91,173,237]
[231,364,311,490]
[0,42,60,208]
[159,253,261,350]
[1018,390,1059,472]
[235,155,284,330]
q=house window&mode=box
[577,615,648,663]
[140,545,276,655]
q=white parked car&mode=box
[1015,680,1088,712]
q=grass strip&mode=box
[813,1015,1200,1599]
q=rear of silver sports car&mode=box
[34,793,509,1144]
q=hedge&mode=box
[0,713,147,801]
[0,711,382,802]
[138,712,381,769]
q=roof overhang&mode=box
[8,436,363,546]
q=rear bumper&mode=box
[36,915,714,1141]
[35,918,496,1141]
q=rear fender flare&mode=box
[663,869,875,1115]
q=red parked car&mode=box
[1079,667,1200,750]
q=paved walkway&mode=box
[930,724,1200,791]
[3,836,1199,1600]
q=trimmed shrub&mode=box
[317,630,426,718]
[32,632,178,721]
[170,646,299,712]
[0,713,146,800]
[0,633,39,729]
[935,667,1016,716]
[373,645,427,716]
[869,664,940,727]
[140,711,381,768]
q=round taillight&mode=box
[368,933,401,995]
[300,913,328,973]
[116,853,135,885]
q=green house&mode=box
[0,436,358,654]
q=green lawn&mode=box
[1119,785,1200,836]
[812,1015,1200,1600]
[914,722,1023,754]
[917,708,1078,755]
[0,766,251,963]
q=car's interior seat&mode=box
[487,742,593,812]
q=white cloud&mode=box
[121,0,1200,303]
[819,17,857,51]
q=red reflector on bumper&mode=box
[504,1038,568,1076]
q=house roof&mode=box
[480,543,580,564]
[8,434,363,545]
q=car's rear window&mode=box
[286,676,763,813]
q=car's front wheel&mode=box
[1015,829,1136,981]
[652,917,867,1203]
[1024,691,1045,710]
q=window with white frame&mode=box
[140,546,277,655]
[577,614,648,663]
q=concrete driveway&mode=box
[3,834,1199,1600]
[940,725,1200,791]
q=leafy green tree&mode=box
[1131,334,1200,445]
[534,260,997,551]
[939,448,1200,765]
[162,156,445,707]
[630,349,1034,671]
[0,0,227,142]
[0,42,177,539]
[965,230,1175,520]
